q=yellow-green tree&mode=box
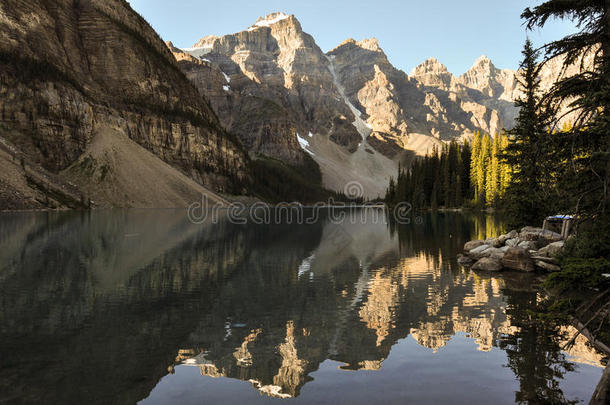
[478,133,491,205]
[486,134,501,205]
[470,132,482,204]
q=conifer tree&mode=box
[479,134,491,205]
[503,39,552,226]
[487,134,501,205]
[470,132,482,204]
[523,0,610,221]
[499,133,511,196]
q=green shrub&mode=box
[545,258,610,294]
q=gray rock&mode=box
[457,254,474,266]
[506,238,521,247]
[485,247,505,260]
[464,240,485,252]
[497,234,510,246]
[485,237,505,248]
[502,247,535,272]
[519,227,563,244]
[485,237,499,247]
[507,230,518,239]
[518,240,538,250]
[520,227,545,241]
[500,246,510,253]
[531,255,558,264]
[535,260,561,272]
[537,241,565,258]
[472,257,503,272]
[468,244,492,260]
[539,230,563,245]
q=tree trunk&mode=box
[590,364,610,405]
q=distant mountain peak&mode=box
[410,58,454,89]
[411,58,450,75]
[248,12,292,30]
[329,38,383,54]
[473,55,494,68]
[358,38,381,52]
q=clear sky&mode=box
[126,0,577,75]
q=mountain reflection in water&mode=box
[0,209,604,404]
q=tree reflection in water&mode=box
[0,210,603,404]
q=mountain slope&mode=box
[63,127,229,208]
[0,0,248,208]
[174,13,533,197]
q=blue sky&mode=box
[127,0,577,75]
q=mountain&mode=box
[0,5,588,206]
[0,0,247,209]
[173,13,528,198]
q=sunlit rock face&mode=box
[458,55,518,101]
[173,13,361,166]
[0,0,247,205]
[171,12,591,197]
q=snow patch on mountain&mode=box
[297,133,315,155]
[181,46,212,59]
[325,55,372,140]
[248,12,289,31]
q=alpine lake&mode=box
[0,209,604,404]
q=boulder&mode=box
[472,257,503,272]
[502,247,535,272]
[485,247,506,260]
[468,244,491,260]
[457,254,474,267]
[485,238,500,247]
[539,230,563,245]
[500,246,510,253]
[507,230,518,239]
[535,260,561,272]
[519,227,563,244]
[506,238,521,247]
[497,234,510,246]
[520,226,545,241]
[537,241,565,258]
[464,240,485,252]
[531,255,558,264]
[517,240,538,251]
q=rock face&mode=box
[464,240,485,251]
[0,0,248,208]
[173,13,587,198]
[173,15,400,198]
[174,14,493,196]
[472,257,503,272]
[502,247,535,272]
[463,226,566,272]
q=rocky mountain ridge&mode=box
[174,12,573,197]
[0,0,247,209]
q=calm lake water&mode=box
[0,209,604,404]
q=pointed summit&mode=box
[472,55,496,71]
[357,38,381,52]
[248,12,292,30]
[411,58,450,76]
[328,38,384,55]
[410,58,454,90]
[475,54,491,64]
[458,55,511,99]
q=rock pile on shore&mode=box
[458,227,566,272]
